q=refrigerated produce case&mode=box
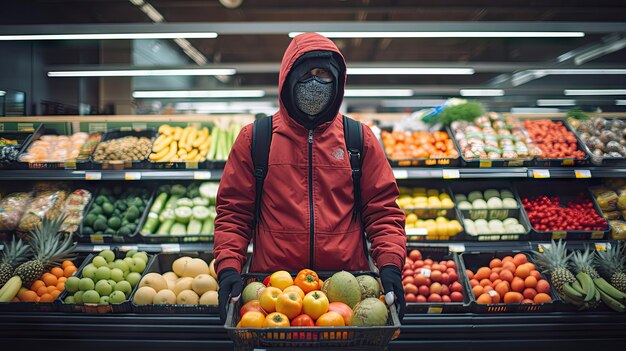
[1,114,626,350]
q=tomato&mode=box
[315,311,345,326]
[237,311,265,328]
[291,314,315,327]
[275,292,303,320]
[283,285,305,300]
[263,312,290,327]
[269,271,294,291]
[294,269,320,293]
[327,302,353,325]
[259,287,282,313]
[239,300,267,318]
[302,290,329,320]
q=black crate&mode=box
[379,127,460,168]
[17,125,93,170]
[522,118,590,167]
[569,118,626,167]
[75,183,155,244]
[449,181,531,241]
[90,128,156,170]
[404,245,471,313]
[131,252,218,314]
[460,250,559,313]
[0,253,90,312]
[515,180,611,240]
[0,128,38,170]
[57,250,153,313]
[225,271,401,351]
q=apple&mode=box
[129,257,147,273]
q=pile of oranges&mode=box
[13,260,78,303]
[382,130,458,160]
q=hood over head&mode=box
[278,33,347,130]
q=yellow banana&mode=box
[185,127,197,152]
[153,134,167,146]
[158,141,177,162]
[187,149,199,160]
[158,124,173,136]
[180,127,191,145]
[152,135,173,153]
[199,137,211,151]
[0,276,22,302]
[192,131,208,148]
[149,146,170,161]
[177,148,188,158]
[173,127,183,141]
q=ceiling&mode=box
[1,0,625,110]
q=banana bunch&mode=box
[594,277,626,312]
[0,276,22,302]
[561,273,626,312]
[150,125,211,163]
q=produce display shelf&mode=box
[0,169,223,180]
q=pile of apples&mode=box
[402,249,465,303]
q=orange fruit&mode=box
[530,270,542,280]
[21,290,38,303]
[469,279,479,287]
[51,267,64,278]
[40,293,55,303]
[472,285,484,298]
[536,279,551,294]
[489,258,502,268]
[31,280,45,292]
[503,292,524,303]
[58,277,67,283]
[511,277,525,293]
[50,290,61,299]
[502,256,514,263]
[17,288,29,300]
[64,265,78,277]
[525,276,538,289]
[502,261,516,272]
[515,265,531,280]
[47,286,57,294]
[62,260,75,269]
[56,282,65,291]
[499,269,514,283]
[495,281,510,297]
[489,272,499,282]
[479,279,492,287]
[36,286,48,297]
[523,288,538,300]
[474,267,492,281]
[36,296,40,302]
[42,273,57,287]
[476,293,492,304]
[513,253,528,267]
[534,293,552,304]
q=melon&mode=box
[191,274,218,295]
[134,286,157,305]
[326,271,362,308]
[200,290,218,305]
[162,271,179,282]
[350,298,388,326]
[153,289,177,304]
[356,275,382,299]
[172,257,192,277]
[173,257,210,278]
[208,259,217,279]
[242,282,266,304]
[173,277,193,295]
[138,273,168,292]
[177,290,200,305]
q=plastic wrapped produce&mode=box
[0,192,32,231]
[18,190,68,232]
[610,220,626,240]
[590,187,618,211]
[19,133,90,163]
[60,189,92,233]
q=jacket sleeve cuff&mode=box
[216,258,242,275]
[376,253,404,271]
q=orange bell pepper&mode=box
[294,269,320,293]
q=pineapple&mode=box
[595,242,626,293]
[12,215,76,288]
[531,240,576,294]
[0,237,31,287]
[570,249,601,280]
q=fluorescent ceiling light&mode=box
[0,90,5,96]
[617,100,626,106]
[132,90,266,98]
[0,32,218,41]
[289,31,584,38]
[381,99,446,108]
[460,89,504,97]
[48,68,236,77]
[348,68,474,75]
[176,102,274,110]
[565,89,626,96]
[537,99,576,106]
[344,89,414,97]
[530,69,626,75]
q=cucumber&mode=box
[201,217,214,235]
[156,219,175,235]
[174,206,193,224]
[187,219,203,235]
[159,208,175,222]
[170,222,187,236]
[192,197,209,207]
[164,195,180,210]
[176,197,194,208]
[150,192,169,214]
[140,212,160,235]
[199,182,219,201]
[192,206,210,221]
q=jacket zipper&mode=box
[308,129,315,269]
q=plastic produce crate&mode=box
[380,127,460,167]
[0,253,90,312]
[57,250,153,313]
[450,181,530,241]
[17,125,94,170]
[522,118,590,167]
[404,245,471,313]
[225,271,401,351]
[515,180,611,240]
[131,252,218,314]
[569,117,626,167]
[90,128,156,170]
[0,128,39,170]
[147,125,210,170]
[460,251,558,313]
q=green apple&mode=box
[82,290,100,304]
[126,272,141,288]
[110,268,124,282]
[95,266,111,281]
[82,264,97,280]
[79,278,95,291]
[64,296,76,304]
[133,253,149,265]
[92,256,107,268]
[65,276,80,293]
[115,280,132,298]
[108,279,117,287]
[129,257,147,273]
[95,279,113,296]
[126,250,138,258]
[123,257,134,268]
[99,249,115,263]
[109,291,126,304]
[114,259,129,273]
[99,296,110,305]
[107,262,116,269]
[74,291,84,304]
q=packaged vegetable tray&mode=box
[521,118,590,167]
[0,128,39,169]
[0,192,33,232]
[90,128,156,170]
[17,183,70,233]
[17,125,97,170]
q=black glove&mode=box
[380,265,406,322]
[218,268,243,323]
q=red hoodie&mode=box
[213,33,406,274]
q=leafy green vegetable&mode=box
[427,101,485,125]
[566,107,590,120]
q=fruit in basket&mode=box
[325,271,362,308]
[260,287,283,313]
[263,312,290,327]
[199,291,218,305]
[153,289,176,304]
[243,281,266,304]
[302,291,330,320]
[172,257,210,278]
[138,273,168,292]
[522,195,607,232]
[0,237,31,287]
[238,311,266,328]
[315,311,345,326]
[356,275,382,299]
[191,274,218,295]
[327,302,353,325]
[269,270,294,291]
[350,297,388,326]
[82,188,150,237]
[240,300,268,318]
[402,250,464,304]
[291,314,315,327]
[177,290,200,304]
[276,291,303,319]
[381,130,458,160]
[20,133,91,163]
[294,269,320,293]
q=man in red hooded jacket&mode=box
[214,32,406,322]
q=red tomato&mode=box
[291,314,314,327]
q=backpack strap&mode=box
[251,115,273,226]
[343,115,363,222]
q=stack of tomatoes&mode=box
[238,269,353,330]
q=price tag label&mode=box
[551,231,567,240]
[488,290,497,297]
[63,160,77,170]
[85,172,102,180]
[575,170,591,179]
[88,123,108,133]
[392,170,408,179]
[508,160,523,167]
[132,123,147,130]
[442,169,460,179]
[479,160,492,168]
[405,228,428,236]
[121,245,139,252]
[419,268,431,278]
[427,306,443,314]
[591,231,605,239]
[161,244,180,253]
[595,243,608,251]
[17,123,34,132]
[538,243,551,253]
[448,243,466,253]
[90,234,104,244]
[193,171,212,180]
[92,245,110,252]
[124,172,141,180]
[120,126,132,132]
[562,159,575,166]
[533,169,551,179]
[185,161,199,169]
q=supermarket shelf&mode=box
[0,169,222,180]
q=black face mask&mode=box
[294,76,335,118]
